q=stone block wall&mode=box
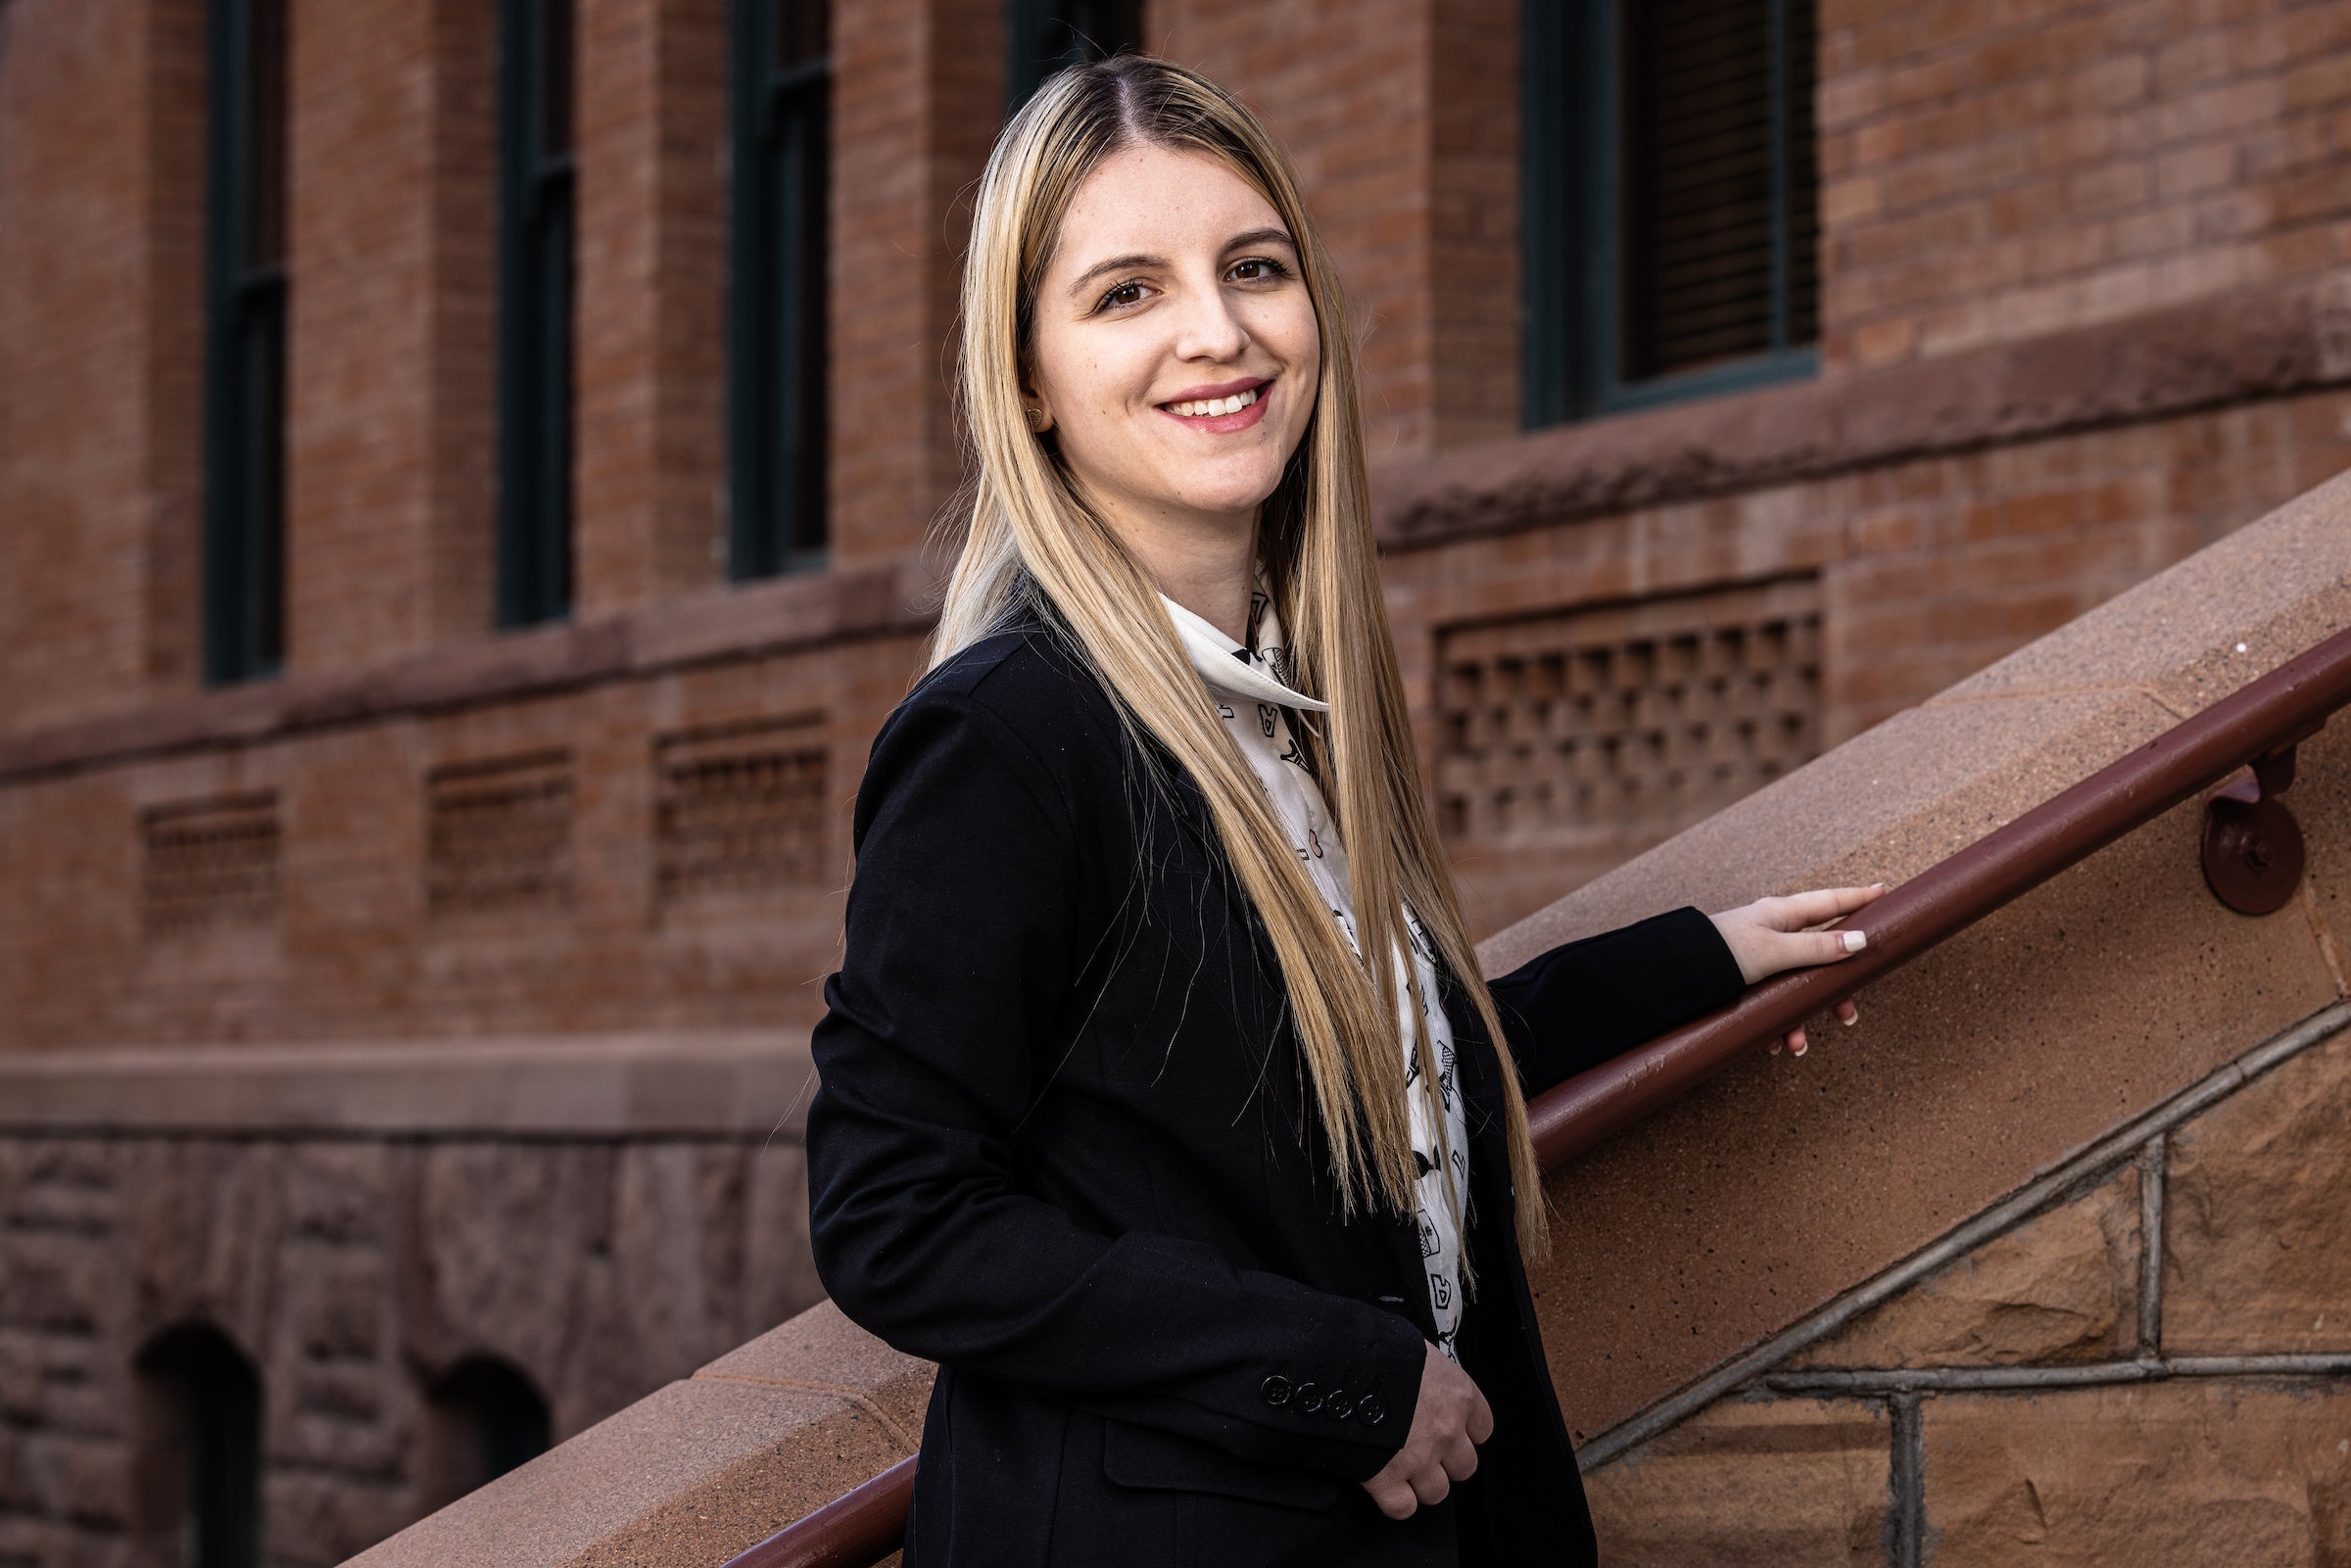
[1581,1004,2351,1566]
[0,1119,822,1567]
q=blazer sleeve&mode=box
[804,690,1423,1484]
[1487,905,1750,1099]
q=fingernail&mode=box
[1768,1040,1781,1054]
[1843,929,1867,952]
[1843,1009,1859,1027]
[1791,1040,1806,1057]
[1871,881,1887,889]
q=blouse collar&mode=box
[1160,586,1331,714]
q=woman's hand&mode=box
[1361,1341,1493,1520]
[1708,883,1888,1057]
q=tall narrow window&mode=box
[420,1356,553,1509]
[1005,0,1139,114]
[1524,0,1818,425]
[132,1325,263,1568]
[728,0,830,580]
[202,0,289,684]
[498,0,577,626]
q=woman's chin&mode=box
[1163,463,1291,520]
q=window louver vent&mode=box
[1618,0,1818,384]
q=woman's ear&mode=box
[1018,368,1055,434]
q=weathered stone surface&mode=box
[12,1431,125,1530]
[742,1143,823,1342]
[1583,1396,1890,1565]
[267,1469,411,1568]
[1921,1381,2351,1565]
[1529,794,2340,1441]
[276,1372,402,1485]
[1793,1165,2139,1368]
[282,1248,385,1362]
[0,1514,105,1568]
[344,1374,910,1568]
[408,1142,600,1385]
[0,1120,833,1568]
[121,1137,286,1354]
[696,1299,936,1449]
[0,1235,107,1337]
[284,1143,392,1248]
[0,1331,41,1423]
[2167,1023,2351,1354]
[611,1143,722,1384]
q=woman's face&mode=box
[1026,142,1321,541]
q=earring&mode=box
[1023,405,1049,431]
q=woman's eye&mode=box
[1230,258,1290,282]
[1098,280,1147,311]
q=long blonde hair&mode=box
[934,56,1549,1264]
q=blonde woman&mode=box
[806,56,1880,1567]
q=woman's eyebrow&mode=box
[1068,253,1164,298]
[1223,225,1297,254]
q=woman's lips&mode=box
[1157,379,1272,434]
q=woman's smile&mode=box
[1158,376,1271,432]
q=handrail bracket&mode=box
[2201,719,2323,916]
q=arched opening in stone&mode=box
[419,1354,552,1510]
[131,1322,263,1568]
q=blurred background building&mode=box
[5,0,2351,1562]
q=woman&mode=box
[806,55,1880,1566]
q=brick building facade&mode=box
[5,0,2351,1562]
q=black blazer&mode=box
[806,611,1747,1567]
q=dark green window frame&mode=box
[202,0,288,685]
[497,0,577,626]
[728,0,830,581]
[1524,0,1819,427]
[1005,0,1138,115]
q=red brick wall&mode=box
[1428,0,1522,450]
[827,0,1002,565]
[574,0,730,614]
[1822,0,2351,370]
[423,0,500,642]
[4,0,2351,1000]
[0,0,205,731]
[1387,387,2351,935]
[286,0,453,672]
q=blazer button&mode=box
[1260,1375,1291,1407]
[1355,1397,1386,1427]
[1296,1382,1323,1413]
[1325,1393,1355,1421]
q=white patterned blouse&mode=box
[1162,581,1470,1362]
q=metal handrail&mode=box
[723,620,2351,1568]
[720,1455,917,1568]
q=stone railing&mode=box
[345,467,2351,1565]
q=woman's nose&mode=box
[1169,280,1250,362]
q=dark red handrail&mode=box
[1531,622,2351,1164]
[725,620,2351,1568]
[720,1455,918,1568]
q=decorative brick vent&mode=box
[654,718,829,906]
[425,751,575,916]
[141,792,281,936]
[1435,578,1822,845]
